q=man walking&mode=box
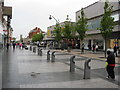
[114,44,118,57]
[13,42,16,50]
[106,51,115,80]
[6,42,9,50]
[81,43,85,53]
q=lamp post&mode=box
[7,15,11,43]
[49,15,59,24]
[49,15,60,49]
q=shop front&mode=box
[84,34,104,50]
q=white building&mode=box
[76,0,120,50]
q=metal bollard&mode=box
[83,58,91,79]
[70,56,75,72]
[33,47,36,53]
[39,49,42,56]
[33,47,35,53]
[51,51,55,62]
[30,46,32,51]
[38,48,40,55]
[47,50,50,61]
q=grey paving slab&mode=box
[2,47,120,88]
[0,49,3,89]
[20,78,118,88]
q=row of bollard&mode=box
[31,46,42,56]
[47,50,55,62]
[38,48,42,56]
[30,46,55,62]
[30,46,91,79]
[70,56,91,79]
[33,47,36,53]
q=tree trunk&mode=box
[80,40,83,53]
[58,41,60,49]
[104,38,107,58]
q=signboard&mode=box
[0,22,3,34]
[3,30,8,32]
[3,6,12,18]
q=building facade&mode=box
[76,0,120,50]
[28,27,45,42]
[0,0,6,49]
[47,21,75,38]
[0,0,13,49]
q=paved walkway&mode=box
[53,49,120,64]
[2,47,120,89]
[0,49,3,90]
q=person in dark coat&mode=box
[106,51,115,80]
[13,42,16,50]
[6,43,9,50]
[92,44,95,52]
[114,44,118,57]
[81,43,85,53]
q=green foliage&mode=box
[12,37,16,41]
[98,1,115,39]
[53,24,62,41]
[32,33,44,42]
[76,8,88,41]
[98,1,115,58]
[62,21,75,40]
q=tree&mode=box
[76,8,88,50]
[53,23,63,48]
[98,1,115,58]
[62,15,76,46]
[12,37,16,41]
[62,21,74,40]
[32,33,44,42]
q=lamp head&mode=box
[49,15,52,20]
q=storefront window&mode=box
[93,39,104,49]
[111,14,119,22]
[87,18,101,30]
[110,39,120,49]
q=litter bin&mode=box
[47,50,50,61]
[39,49,42,56]
[38,48,40,55]
[70,56,75,72]
[51,51,55,62]
[33,47,36,53]
[83,58,91,79]
[30,46,32,51]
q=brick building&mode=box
[29,27,45,39]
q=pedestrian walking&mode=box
[114,44,118,57]
[81,43,85,53]
[19,43,22,49]
[95,44,98,51]
[16,43,19,48]
[88,44,91,50]
[106,50,115,80]
[6,43,9,50]
[13,42,16,50]
[37,42,40,48]
[92,44,96,52]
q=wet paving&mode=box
[2,47,120,88]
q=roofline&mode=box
[76,0,99,13]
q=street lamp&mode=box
[49,15,59,24]
[66,15,71,21]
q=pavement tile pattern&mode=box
[2,46,120,89]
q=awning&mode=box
[43,37,55,41]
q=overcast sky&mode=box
[4,0,99,40]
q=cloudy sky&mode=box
[4,0,99,40]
